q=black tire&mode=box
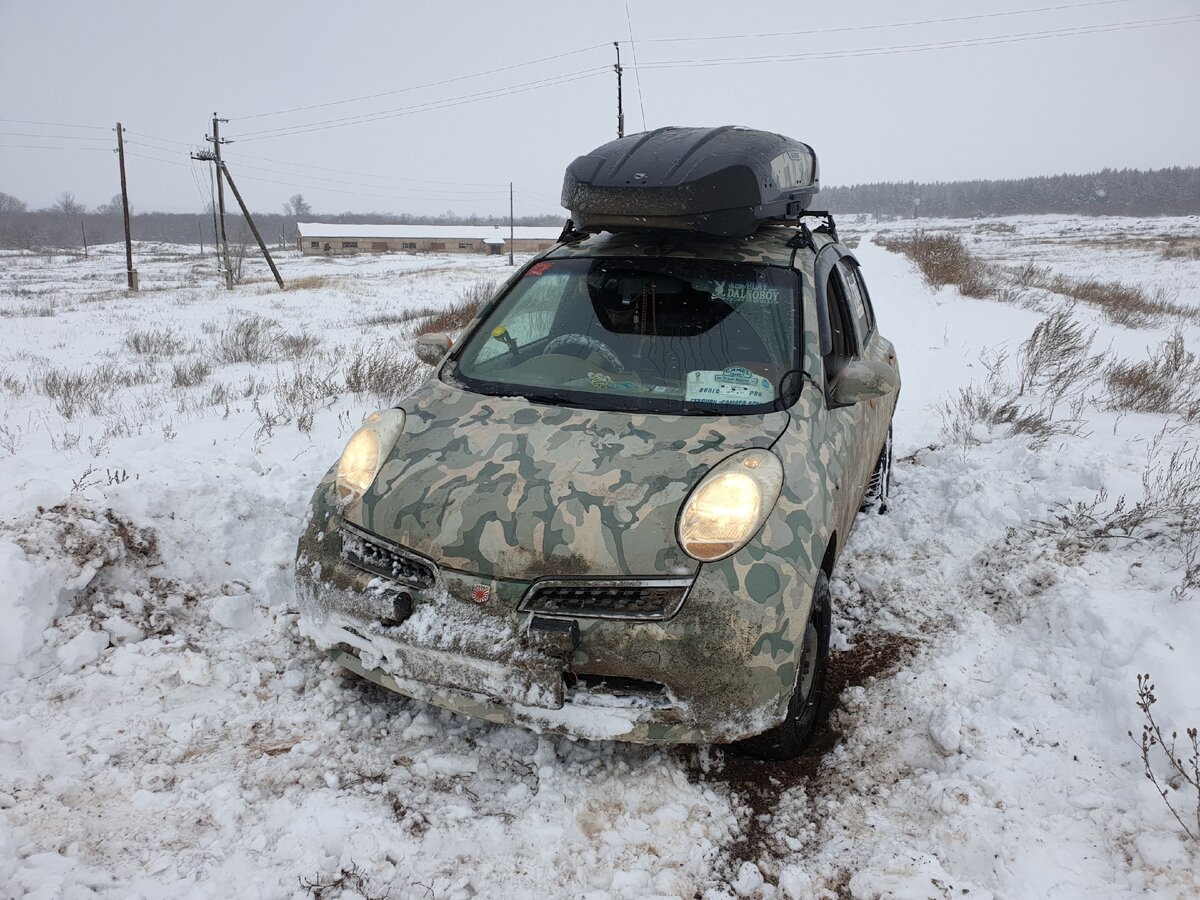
[730,572,832,761]
[860,423,893,514]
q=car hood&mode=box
[357,380,789,580]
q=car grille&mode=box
[340,522,437,589]
[519,578,692,621]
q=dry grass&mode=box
[879,230,1197,327]
[1032,433,1200,597]
[1016,306,1109,403]
[281,275,333,292]
[875,232,994,298]
[171,359,211,389]
[212,315,282,364]
[937,311,1102,450]
[279,331,322,360]
[343,343,423,401]
[1105,330,1200,421]
[1160,238,1200,261]
[0,303,57,318]
[36,363,158,419]
[124,327,188,357]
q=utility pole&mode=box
[115,122,137,290]
[80,220,88,257]
[197,218,204,255]
[614,42,625,139]
[210,115,233,289]
[508,183,515,266]
[220,161,285,290]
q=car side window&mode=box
[823,268,859,387]
[836,261,872,344]
[846,262,877,336]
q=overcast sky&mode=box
[2,0,1197,217]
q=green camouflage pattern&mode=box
[294,223,900,744]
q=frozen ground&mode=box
[1,222,1198,899]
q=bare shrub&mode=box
[344,344,423,402]
[37,363,157,419]
[212,315,282,364]
[1105,330,1200,421]
[1130,674,1199,842]
[938,314,1093,450]
[1160,238,1200,261]
[261,362,341,436]
[125,327,187,357]
[876,232,994,298]
[0,370,25,396]
[279,331,322,361]
[171,359,211,388]
[1012,267,1193,328]
[1016,306,1109,403]
[1034,434,1200,595]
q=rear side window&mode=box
[837,261,872,342]
[841,262,877,338]
[823,268,858,387]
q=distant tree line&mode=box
[821,166,1200,219]
[5,165,1198,250]
[0,191,564,251]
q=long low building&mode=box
[297,223,563,256]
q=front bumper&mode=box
[295,491,811,744]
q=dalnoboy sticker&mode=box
[685,367,773,405]
[710,281,780,304]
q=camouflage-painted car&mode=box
[295,222,898,758]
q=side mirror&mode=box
[414,332,452,366]
[831,359,898,407]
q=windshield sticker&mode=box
[524,261,554,278]
[710,280,780,304]
[588,372,638,391]
[685,367,773,405]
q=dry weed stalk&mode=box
[1130,674,1199,842]
[1105,330,1200,422]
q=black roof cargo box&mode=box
[561,126,819,238]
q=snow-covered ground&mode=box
[1,222,1198,899]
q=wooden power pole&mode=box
[210,115,233,289]
[220,161,285,290]
[115,122,137,290]
[508,182,515,266]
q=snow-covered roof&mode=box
[297,223,562,241]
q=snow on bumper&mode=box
[294,507,799,744]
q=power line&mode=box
[0,131,112,142]
[233,68,607,141]
[219,156,514,197]
[633,15,1200,70]
[629,0,1140,45]
[220,168,511,205]
[220,149,509,188]
[233,43,610,121]
[0,117,109,130]
[124,150,196,169]
[623,0,646,130]
[124,130,195,148]
[0,143,110,152]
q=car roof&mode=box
[543,224,836,270]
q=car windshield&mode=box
[447,257,801,415]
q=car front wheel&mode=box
[861,423,893,514]
[730,571,832,761]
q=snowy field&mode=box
[2,217,1199,899]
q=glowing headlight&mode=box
[335,409,405,500]
[677,449,784,561]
